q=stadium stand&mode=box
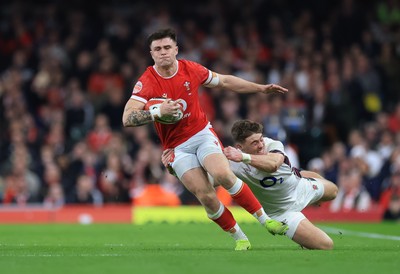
[0,0,399,221]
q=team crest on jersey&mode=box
[184,81,190,90]
[132,81,143,94]
[183,81,192,95]
[312,184,318,190]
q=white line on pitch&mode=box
[320,226,400,241]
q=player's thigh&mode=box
[300,171,338,202]
[196,135,236,186]
[203,153,233,179]
[171,149,201,179]
[293,218,333,250]
[292,178,324,210]
[172,150,214,196]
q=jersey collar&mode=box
[153,60,179,79]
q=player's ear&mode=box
[235,143,243,150]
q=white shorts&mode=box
[171,123,223,180]
[269,177,324,239]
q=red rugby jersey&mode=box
[131,59,212,148]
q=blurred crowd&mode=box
[0,0,400,220]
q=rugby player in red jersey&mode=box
[122,28,288,250]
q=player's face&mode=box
[150,38,178,68]
[240,133,265,155]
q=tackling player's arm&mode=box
[247,152,284,172]
[224,146,284,173]
[122,99,152,127]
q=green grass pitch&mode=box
[0,222,399,274]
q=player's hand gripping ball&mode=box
[145,98,184,124]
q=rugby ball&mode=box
[144,98,184,124]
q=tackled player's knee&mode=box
[319,238,334,250]
[325,181,338,201]
[330,183,338,200]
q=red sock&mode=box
[231,183,262,214]
[210,206,236,231]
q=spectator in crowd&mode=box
[43,183,65,208]
[87,54,124,110]
[98,151,130,203]
[68,174,103,205]
[0,176,5,203]
[86,114,113,153]
[349,129,385,200]
[3,163,41,205]
[388,103,400,134]
[99,87,125,131]
[307,157,325,175]
[330,168,371,212]
[380,169,400,221]
[132,166,181,206]
[42,164,63,197]
[64,79,95,147]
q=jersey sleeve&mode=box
[187,60,219,88]
[264,137,285,153]
[203,70,219,87]
[184,60,210,85]
[130,71,153,104]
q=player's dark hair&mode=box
[147,28,177,48]
[231,120,263,143]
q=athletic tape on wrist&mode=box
[149,107,161,121]
[242,153,251,164]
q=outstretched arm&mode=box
[217,74,288,95]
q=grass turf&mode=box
[0,222,399,274]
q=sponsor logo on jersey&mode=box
[132,81,142,93]
[243,165,251,173]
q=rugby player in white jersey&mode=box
[223,120,338,249]
[162,119,338,250]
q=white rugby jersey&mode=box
[229,137,302,215]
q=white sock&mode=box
[229,223,248,241]
[207,202,224,219]
[252,207,270,225]
[226,178,243,195]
